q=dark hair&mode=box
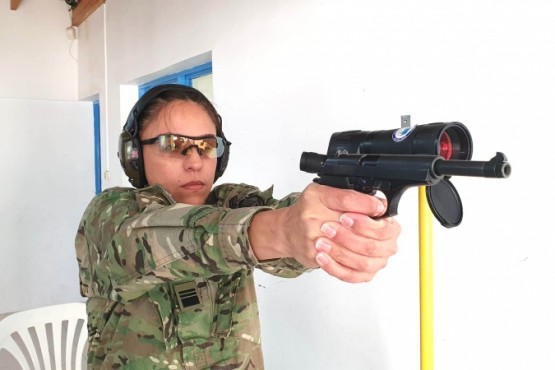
[137,89,222,138]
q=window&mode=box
[139,62,213,100]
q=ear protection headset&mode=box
[118,84,231,188]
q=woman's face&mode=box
[141,100,218,205]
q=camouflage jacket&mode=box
[75,183,310,370]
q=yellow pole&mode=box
[419,186,434,370]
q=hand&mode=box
[284,183,400,283]
[250,183,400,283]
[314,211,400,283]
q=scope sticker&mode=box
[392,126,416,142]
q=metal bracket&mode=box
[401,115,411,128]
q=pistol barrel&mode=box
[433,152,511,178]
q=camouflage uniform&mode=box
[75,183,310,370]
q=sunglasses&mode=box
[140,133,226,158]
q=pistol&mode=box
[300,122,511,228]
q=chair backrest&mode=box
[0,302,88,370]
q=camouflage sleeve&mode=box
[207,184,313,279]
[76,186,311,303]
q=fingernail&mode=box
[315,239,331,253]
[321,223,336,238]
[339,214,354,228]
[316,253,329,266]
[376,202,385,214]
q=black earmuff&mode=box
[117,84,231,188]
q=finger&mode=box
[319,221,399,258]
[339,213,401,241]
[315,252,378,283]
[315,237,390,272]
[308,183,387,217]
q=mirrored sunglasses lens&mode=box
[157,135,223,158]
[215,137,225,158]
[158,135,193,153]
[157,135,178,151]
[195,138,219,158]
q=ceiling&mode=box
[10,0,105,27]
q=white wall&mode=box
[12,0,553,369]
[0,0,77,100]
[0,0,92,313]
[0,98,94,312]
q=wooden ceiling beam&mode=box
[71,0,105,27]
[10,0,22,11]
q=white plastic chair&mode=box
[0,302,88,370]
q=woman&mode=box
[75,84,400,369]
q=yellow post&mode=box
[419,186,434,370]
